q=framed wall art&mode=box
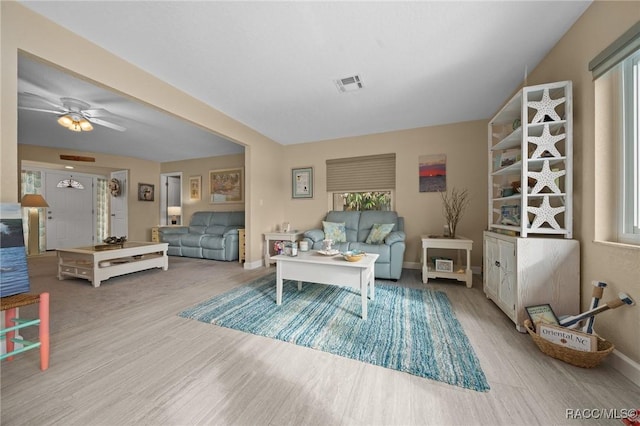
[189,176,201,200]
[209,168,244,203]
[292,167,313,199]
[138,183,155,201]
[419,154,446,193]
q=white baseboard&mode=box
[403,261,421,270]
[608,349,640,386]
[243,259,264,270]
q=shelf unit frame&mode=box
[487,81,573,238]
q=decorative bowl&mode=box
[343,250,365,262]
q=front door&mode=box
[45,172,94,250]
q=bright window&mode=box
[331,191,393,211]
[619,50,640,244]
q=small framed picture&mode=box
[189,176,201,200]
[435,259,454,273]
[292,167,313,199]
[525,304,560,326]
[138,183,155,201]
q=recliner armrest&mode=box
[304,229,325,243]
[385,231,406,245]
[222,227,241,237]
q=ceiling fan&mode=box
[18,92,126,132]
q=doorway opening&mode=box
[160,172,182,226]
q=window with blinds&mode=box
[326,154,396,211]
[326,153,396,192]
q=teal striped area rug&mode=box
[178,273,489,392]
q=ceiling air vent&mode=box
[335,74,364,93]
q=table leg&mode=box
[276,263,283,305]
[422,247,429,284]
[368,266,375,300]
[297,281,302,291]
[361,271,368,320]
[264,238,270,267]
[466,247,472,288]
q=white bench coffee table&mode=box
[57,241,169,288]
[271,250,379,320]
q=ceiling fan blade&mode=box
[86,117,126,132]
[82,108,113,118]
[18,106,64,114]
[19,92,64,110]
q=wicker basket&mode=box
[524,320,615,368]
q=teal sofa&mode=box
[302,210,406,280]
[158,211,244,261]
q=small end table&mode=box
[263,231,303,266]
[421,235,473,288]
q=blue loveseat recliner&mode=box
[302,210,406,280]
[158,211,244,261]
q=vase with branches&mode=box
[439,187,470,238]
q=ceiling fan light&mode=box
[79,119,93,131]
[69,121,82,132]
[57,114,73,127]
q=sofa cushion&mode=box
[325,211,360,242]
[188,211,214,234]
[357,211,398,242]
[365,223,395,244]
[322,221,347,243]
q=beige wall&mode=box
[20,144,159,242]
[281,120,487,267]
[1,2,284,264]
[161,154,245,221]
[524,1,640,362]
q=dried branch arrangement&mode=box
[440,187,470,238]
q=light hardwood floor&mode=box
[1,253,638,426]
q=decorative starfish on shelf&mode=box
[528,160,566,194]
[528,124,565,159]
[527,195,565,230]
[528,88,565,124]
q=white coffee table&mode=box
[271,250,379,320]
[57,241,169,287]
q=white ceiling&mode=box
[17,1,591,162]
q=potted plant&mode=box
[439,187,469,238]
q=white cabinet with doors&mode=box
[483,231,580,332]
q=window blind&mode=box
[326,153,396,192]
[589,21,640,79]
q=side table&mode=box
[421,235,473,288]
[264,231,303,266]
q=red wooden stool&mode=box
[1,292,49,371]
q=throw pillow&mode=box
[322,221,347,243]
[365,223,395,244]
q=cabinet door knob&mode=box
[495,261,501,267]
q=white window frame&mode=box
[619,50,640,245]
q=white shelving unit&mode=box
[487,81,573,238]
[484,81,579,331]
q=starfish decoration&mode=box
[527,195,565,230]
[528,88,564,124]
[528,160,565,194]
[528,124,564,159]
